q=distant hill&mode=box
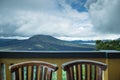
[117,38,120,40]
[70,40,95,45]
[0,35,95,51]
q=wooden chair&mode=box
[62,60,107,80]
[9,61,58,80]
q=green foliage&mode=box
[52,71,57,80]
[96,40,120,50]
[62,70,67,80]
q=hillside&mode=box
[0,35,95,51]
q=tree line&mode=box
[96,40,120,50]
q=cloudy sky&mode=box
[0,0,120,40]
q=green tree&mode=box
[96,40,120,51]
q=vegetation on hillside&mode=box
[96,40,120,50]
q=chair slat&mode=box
[98,67,102,80]
[36,66,39,80]
[47,69,52,80]
[78,64,82,80]
[15,69,19,80]
[32,66,37,80]
[87,64,90,80]
[22,67,24,80]
[40,66,44,80]
[66,67,71,80]
[75,65,78,80]
[26,66,28,80]
[96,66,103,80]
[80,64,82,80]
[96,66,102,80]
[19,68,22,80]
[36,66,40,80]
[31,66,34,80]
[71,66,75,80]
[28,66,32,80]
[43,67,48,80]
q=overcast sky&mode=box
[0,0,120,40]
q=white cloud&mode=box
[0,36,29,40]
[0,0,60,12]
[85,0,97,9]
[15,10,93,38]
[57,34,120,40]
[0,0,95,40]
[86,0,120,34]
[0,0,120,40]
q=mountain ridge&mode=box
[0,35,95,51]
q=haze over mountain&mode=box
[0,35,95,51]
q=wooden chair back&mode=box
[9,61,58,80]
[62,60,107,80]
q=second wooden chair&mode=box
[62,60,107,80]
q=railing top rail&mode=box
[0,51,120,58]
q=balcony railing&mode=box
[0,51,120,80]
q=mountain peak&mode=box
[117,38,120,40]
[29,34,53,39]
[28,34,59,42]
